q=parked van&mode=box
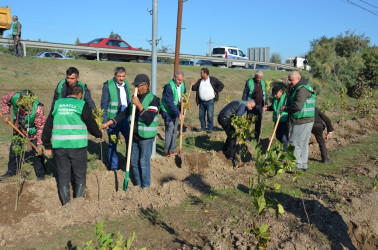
[211,46,249,68]
[285,57,310,70]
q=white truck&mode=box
[285,57,310,70]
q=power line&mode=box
[358,0,378,9]
[341,0,378,16]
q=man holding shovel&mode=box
[102,74,160,188]
[1,90,46,180]
[42,85,102,205]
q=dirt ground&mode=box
[0,116,377,249]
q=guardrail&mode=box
[0,38,298,71]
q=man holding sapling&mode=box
[100,67,131,171]
[43,85,102,205]
[280,71,316,171]
[102,74,160,188]
[218,99,256,162]
[1,90,46,180]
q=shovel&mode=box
[123,87,138,191]
[265,113,281,159]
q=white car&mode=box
[211,46,249,68]
[35,52,74,59]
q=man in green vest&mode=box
[43,85,102,206]
[280,71,316,171]
[102,74,160,188]
[11,15,22,57]
[242,70,268,142]
[51,67,96,110]
[1,90,46,180]
[160,71,186,157]
[269,85,289,151]
[100,67,131,170]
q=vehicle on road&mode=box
[285,57,310,70]
[78,38,147,62]
[248,64,270,70]
[35,51,74,59]
[211,46,249,68]
[143,58,166,64]
[179,60,194,66]
[195,60,213,66]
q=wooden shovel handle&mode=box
[126,88,138,172]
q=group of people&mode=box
[1,66,333,206]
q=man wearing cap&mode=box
[160,71,186,157]
[100,67,131,170]
[280,71,316,171]
[218,99,256,162]
[52,67,96,110]
[242,70,268,142]
[269,85,289,151]
[1,90,46,180]
[43,85,102,205]
[102,74,160,188]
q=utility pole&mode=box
[151,0,158,157]
[173,0,184,75]
[207,38,214,56]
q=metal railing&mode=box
[0,38,298,71]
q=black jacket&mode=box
[314,107,334,133]
[192,76,224,104]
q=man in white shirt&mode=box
[192,68,224,132]
[100,67,131,170]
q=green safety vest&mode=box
[247,78,266,103]
[57,79,86,100]
[12,21,19,36]
[290,85,316,119]
[138,92,158,138]
[10,92,21,123]
[272,93,288,123]
[52,98,88,149]
[106,78,131,119]
[22,100,44,135]
[160,80,186,114]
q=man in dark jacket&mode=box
[100,67,131,170]
[191,68,224,132]
[281,71,316,171]
[312,107,334,163]
[51,67,96,110]
[242,70,268,142]
[43,85,102,206]
[218,100,255,162]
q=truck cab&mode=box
[0,6,11,37]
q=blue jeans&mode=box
[276,122,290,152]
[164,116,179,153]
[289,122,314,170]
[199,99,215,131]
[131,138,154,188]
[107,117,129,170]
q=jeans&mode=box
[107,117,129,170]
[248,104,263,139]
[131,138,154,188]
[13,36,22,57]
[54,147,88,187]
[164,116,179,153]
[199,99,215,131]
[276,122,290,152]
[7,138,45,178]
[289,122,314,170]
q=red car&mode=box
[78,38,147,62]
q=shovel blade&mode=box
[122,171,130,191]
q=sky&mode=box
[2,0,377,62]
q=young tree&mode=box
[75,37,81,45]
[270,52,282,64]
[109,31,122,39]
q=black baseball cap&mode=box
[132,74,150,86]
[272,86,281,96]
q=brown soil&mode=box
[0,116,377,249]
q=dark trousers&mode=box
[7,138,45,178]
[218,115,236,157]
[311,123,328,160]
[53,147,88,187]
[276,122,290,151]
[248,104,263,139]
[13,35,22,57]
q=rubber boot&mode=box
[75,183,86,198]
[58,185,71,206]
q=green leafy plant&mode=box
[231,114,256,145]
[356,84,374,120]
[339,87,347,121]
[110,134,122,145]
[16,93,37,113]
[80,221,145,250]
[11,135,28,211]
[245,141,297,249]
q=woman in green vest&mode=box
[270,86,289,151]
[102,74,160,188]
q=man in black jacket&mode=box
[312,107,334,163]
[191,68,224,132]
